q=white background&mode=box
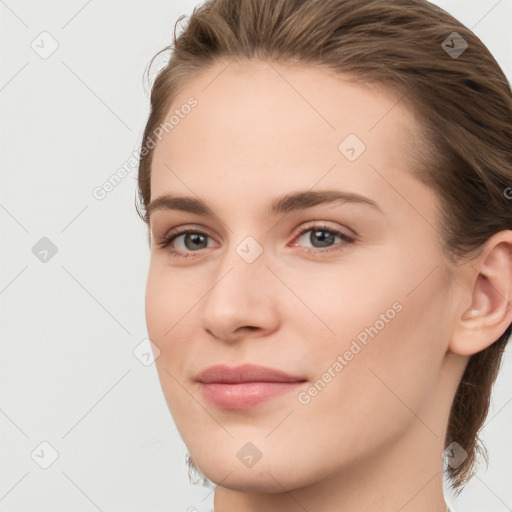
[1,1,511,511]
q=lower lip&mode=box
[198,381,305,410]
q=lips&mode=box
[195,363,307,384]
[196,363,308,410]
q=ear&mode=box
[449,230,512,356]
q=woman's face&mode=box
[145,59,466,494]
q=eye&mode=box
[290,223,355,255]
[156,223,355,259]
[157,228,216,258]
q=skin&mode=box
[145,59,512,512]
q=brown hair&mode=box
[136,0,512,495]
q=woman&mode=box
[136,0,512,510]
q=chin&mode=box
[196,455,318,493]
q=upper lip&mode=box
[196,363,307,384]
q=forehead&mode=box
[150,59,426,213]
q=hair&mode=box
[135,0,512,496]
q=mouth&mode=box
[195,363,308,410]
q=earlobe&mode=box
[449,233,512,357]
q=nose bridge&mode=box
[207,233,268,304]
[200,231,277,337]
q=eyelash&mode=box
[156,223,355,259]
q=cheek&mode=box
[145,267,168,341]
[145,267,197,421]
[145,265,188,358]
[294,256,449,427]
[145,261,193,332]
[145,263,210,389]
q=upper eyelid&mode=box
[163,224,219,242]
[165,220,351,236]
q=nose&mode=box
[200,240,280,343]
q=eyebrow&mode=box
[146,189,383,221]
